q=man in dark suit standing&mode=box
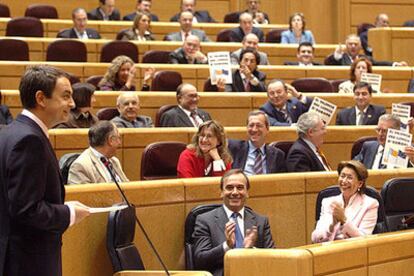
[123,0,159,21]
[260,79,311,126]
[228,110,286,174]
[230,12,264,42]
[0,65,90,276]
[170,0,216,23]
[336,82,385,126]
[193,169,275,276]
[286,112,331,172]
[88,0,121,21]
[284,42,321,66]
[160,83,211,127]
[57,8,101,39]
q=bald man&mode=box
[111,93,153,128]
[230,33,269,65]
[169,35,208,64]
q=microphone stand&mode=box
[101,157,170,276]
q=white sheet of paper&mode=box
[208,51,232,85]
[308,97,337,125]
[89,205,128,214]
[392,103,411,133]
[361,72,382,92]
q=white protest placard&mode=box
[308,97,337,125]
[361,72,382,92]
[382,128,412,168]
[207,51,232,85]
[392,103,411,133]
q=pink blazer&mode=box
[312,193,379,243]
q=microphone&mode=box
[100,157,170,276]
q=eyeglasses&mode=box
[375,127,388,134]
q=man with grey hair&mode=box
[228,110,286,175]
[230,12,264,42]
[230,33,269,65]
[68,121,129,184]
[359,13,389,56]
[111,92,153,128]
[286,112,330,172]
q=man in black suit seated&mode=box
[123,0,159,21]
[286,112,332,172]
[170,0,216,23]
[169,35,208,64]
[216,48,266,93]
[325,34,407,66]
[228,110,286,175]
[336,82,385,126]
[230,12,264,42]
[57,8,101,39]
[88,0,121,21]
[193,169,275,276]
[160,83,211,127]
[284,42,321,66]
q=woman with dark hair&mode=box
[120,12,155,41]
[177,120,232,178]
[338,57,373,93]
[312,160,379,243]
[281,12,315,44]
[0,90,13,126]
[55,83,98,128]
[98,55,155,91]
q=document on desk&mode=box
[89,205,128,214]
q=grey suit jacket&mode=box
[68,147,129,184]
[336,104,386,126]
[353,140,380,169]
[57,28,101,39]
[160,106,211,127]
[164,29,210,42]
[193,206,275,276]
[111,115,153,128]
[230,48,269,65]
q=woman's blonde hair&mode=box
[98,55,134,87]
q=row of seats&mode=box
[0,3,57,19]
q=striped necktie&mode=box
[253,148,264,175]
[190,111,200,127]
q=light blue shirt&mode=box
[244,140,267,176]
[281,30,315,44]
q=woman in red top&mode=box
[177,120,232,178]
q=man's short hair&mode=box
[296,112,321,138]
[89,120,115,147]
[266,78,287,91]
[346,34,360,43]
[179,10,193,18]
[353,82,373,94]
[247,110,269,129]
[138,0,151,3]
[176,83,193,97]
[19,65,69,109]
[220,168,250,190]
[378,113,401,129]
[240,47,261,65]
[239,12,252,21]
[297,41,314,53]
[116,92,138,106]
[72,7,86,18]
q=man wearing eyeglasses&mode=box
[354,114,414,168]
[68,121,128,184]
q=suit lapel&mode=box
[176,107,194,127]
[233,71,245,92]
[299,138,326,170]
[215,206,229,234]
[243,208,257,235]
[240,141,249,171]
[365,105,374,125]
[88,149,112,182]
[264,145,273,173]
[350,108,357,125]
[368,142,380,168]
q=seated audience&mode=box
[284,42,321,66]
[165,11,210,42]
[68,121,128,184]
[244,0,269,24]
[230,13,264,42]
[325,34,407,66]
[170,0,216,23]
[88,0,120,21]
[159,83,211,127]
[98,55,155,91]
[169,35,208,64]
[312,160,378,243]
[260,79,311,126]
[354,114,414,169]
[228,110,286,175]
[0,91,12,127]
[111,93,153,128]
[359,13,389,56]
[286,112,331,172]
[338,57,373,94]
[123,0,159,21]
[55,83,98,128]
[177,120,232,178]
[281,12,315,44]
[193,169,275,276]
[216,48,266,92]
[336,82,385,126]
[230,33,269,65]
[119,12,155,41]
[57,8,101,39]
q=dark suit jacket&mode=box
[169,47,207,64]
[228,140,286,173]
[336,104,386,125]
[123,12,159,21]
[87,7,121,21]
[325,53,392,66]
[56,28,101,39]
[170,10,216,23]
[284,61,321,66]
[353,140,379,169]
[0,105,13,125]
[223,69,266,92]
[260,99,312,126]
[193,206,275,276]
[159,106,211,127]
[230,26,264,42]
[0,115,70,276]
[286,137,327,172]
